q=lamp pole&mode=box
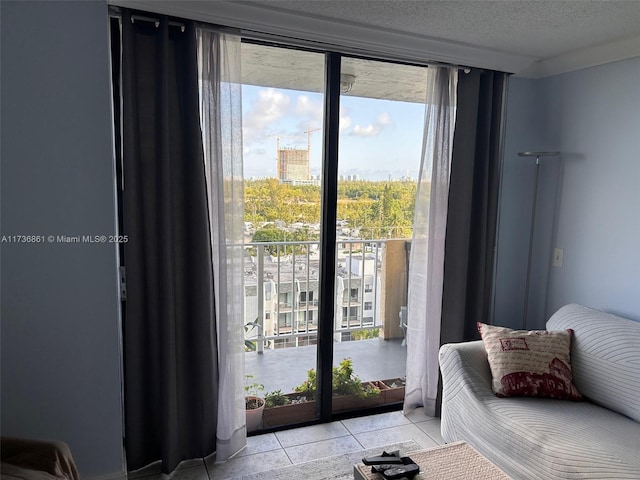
[518,151,560,330]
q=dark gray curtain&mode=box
[440,70,508,345]
[117,9,218,473]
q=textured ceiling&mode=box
[112,0,640,76]
[244,0,640,60]
[235,0,640,101]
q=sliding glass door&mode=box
[331,57,427,415]
[241,42,428,430]
[241,43,325,429]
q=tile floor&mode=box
[130,409,444,480]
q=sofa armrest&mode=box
[439,340,493,398]
[1,437,79,480]
[439,340,496,443]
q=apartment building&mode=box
[244,243,384,348]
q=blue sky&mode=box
[241,85,426,181]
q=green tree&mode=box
[352,328,380,340]
[245,178,421,240]
[252,225,318,255]
[252,226,286,255]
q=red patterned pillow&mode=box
[477,322,583,400]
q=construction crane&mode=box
[268,129,321,152]
[303,127,321,153]
[266,133,302,152]
[303,128,321,180]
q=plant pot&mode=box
[380,378,406,404]
[332,382,385,412]
[263,393,316,428]
[245,396,265,432]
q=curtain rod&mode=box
[109,6,239,36]
[109,7,183,29]
[132,14,185,31]
[108,6,470,72]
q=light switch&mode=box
[553,248,563,267]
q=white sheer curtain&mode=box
[197,30,246,461]
[404,67,458,417]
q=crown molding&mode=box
[518,34,640,78]
[110,0,640,78]
[108,0,535,73]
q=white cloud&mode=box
[243,146,267,155]
[243,88,291,144]
[349,112,392,137]
[351,124,380,137]
[376,112,392,126]
[340,115,352,132]
[338,104,351,132]
[295,95,323,120]
[293,95,324,140]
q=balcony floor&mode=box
[245,337,406,394]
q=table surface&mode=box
[353,441,510,480]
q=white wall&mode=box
[494,77,564,330]
[1,1,125,477]
[494,78,542,329]
[496,57,640,327]
[540,57,640,321]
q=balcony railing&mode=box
[244,239,409,352]
[298,299,319,307]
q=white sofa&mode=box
[439,304,640,479]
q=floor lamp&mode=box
[518,151,560,330]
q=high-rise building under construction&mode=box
[278,147,309,183]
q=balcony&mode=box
[277,302,293,312]
[245,337,406,394]
[298,299,319,308]
[341,298,362,306]
[244,239,410,395]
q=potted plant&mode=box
[263,388,317,427]
[264,389,292,408]
[245,374,265,432]
[332,358,374,396]
[290,358,383,413]
[294,367,317,398]
[263,381,318,428]
[330,358,382,411]
[263,359,387,429]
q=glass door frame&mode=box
[316,52,341,422]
